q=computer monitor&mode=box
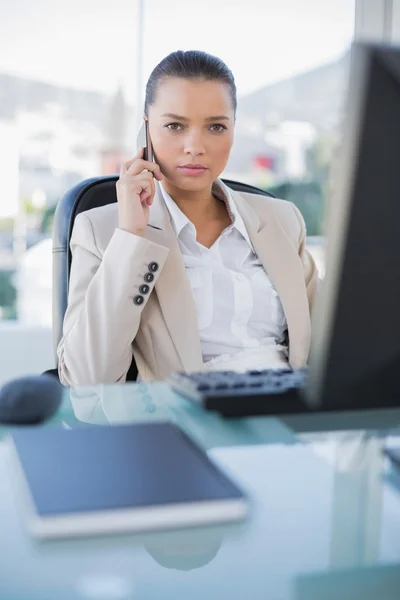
[305,41,400,411]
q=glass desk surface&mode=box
[1,381,400,600]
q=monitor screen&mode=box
[306,42,400,410]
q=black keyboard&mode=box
[168,368,310,417]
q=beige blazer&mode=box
[57,180,319,386]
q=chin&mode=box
[164,173,217,192]
[179,178,213,191]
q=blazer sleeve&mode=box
[291,204,320,314]
[57,213,169,386]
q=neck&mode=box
[162,180,221,223]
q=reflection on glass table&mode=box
[67,382,400,568]
[0,381,400,599]
[296,563,400,600]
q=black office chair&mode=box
[51,175,274,381]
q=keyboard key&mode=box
[197,384,211,391]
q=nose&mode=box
[183,129,206,156]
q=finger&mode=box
[137,175,155,203]
[127,159,162,180]
[140,187,155,208]
[132,171,155,190]
[122,172,154,195]
[142,191,154,206]
[130,160,160,178]
[153,168,163,182]
[120,148,144,176]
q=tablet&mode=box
[9,422,248,539]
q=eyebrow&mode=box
[161,113,230,122]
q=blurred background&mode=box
[0,0,356,327]
[5,0,396,381]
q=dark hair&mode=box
[144,50,237,116]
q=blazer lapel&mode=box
[143,184,203,372]
[143,180,311,371]
[230,186,311,368]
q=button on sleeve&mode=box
[148,261,159,273]
[144,272,155,283]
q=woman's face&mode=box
[147,77,235,192]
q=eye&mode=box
[165,122,183,131]
[209,124,228,132]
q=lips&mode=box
[177,164,208,176]
[179,164,207,169]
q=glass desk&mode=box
[1,381,400,599]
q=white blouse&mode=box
[160,183,288,367]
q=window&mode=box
[0,0,139,324]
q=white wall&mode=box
[355,0,400,42]
[0,322,54,385]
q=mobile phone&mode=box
[143,118,154,163]
[137,118,154,163]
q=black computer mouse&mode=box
[0,374,64,425]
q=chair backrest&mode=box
[52,175,274,379]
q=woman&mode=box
[57,50,319,386]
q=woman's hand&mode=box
[116,147,163,236]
